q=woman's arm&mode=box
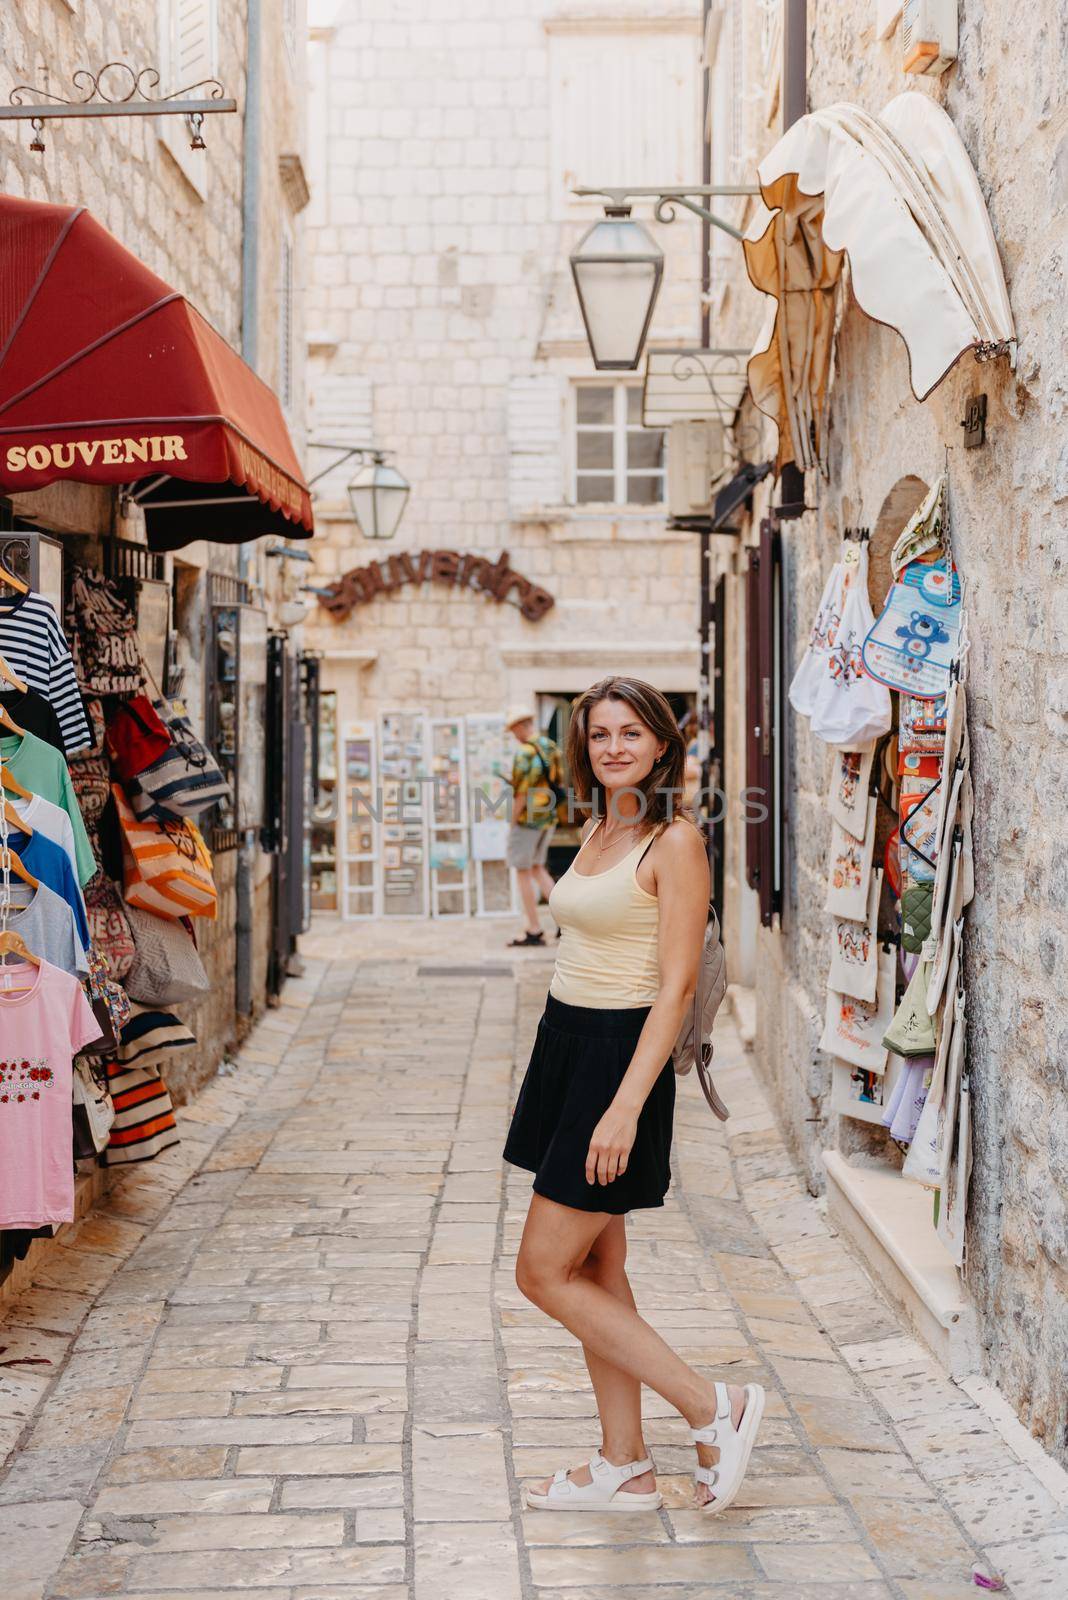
[585,819,710,1187]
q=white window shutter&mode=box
[309,374,374,495]
[508,374,563,516]
[171,0,217,87]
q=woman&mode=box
[504,675,764,1513]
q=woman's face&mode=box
[587,698,666,798]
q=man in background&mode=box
[504,707,562,947]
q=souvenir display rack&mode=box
[465,711,518,917]
[340,718,378,920]
[377,708,430,918]
[428,717,470,918]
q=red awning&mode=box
[0,195,313,550]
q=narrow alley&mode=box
[2,922,1063,1600]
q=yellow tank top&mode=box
[548,825,660,1008]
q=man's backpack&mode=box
[525,739,568,823]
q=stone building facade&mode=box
[0,0,311,1097]
[302,0,709,883]
[707,2,1068,1463]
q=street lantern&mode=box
[569,205,664,371]
[346,452,410,541]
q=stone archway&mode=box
[868,474,930,611]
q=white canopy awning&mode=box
[641,348,750,428]
[744,92,1016,472]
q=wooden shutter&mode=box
[308,374,374,495]
[507,374,563,515]
[171,0,216,87]
[745,517,785,925]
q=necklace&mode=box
[593,816,642,862]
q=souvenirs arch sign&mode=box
[319,548,554,623]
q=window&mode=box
[574,385,665,506]
[548,24,701,219]
[158,0,218,199]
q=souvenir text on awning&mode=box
[0,195,313,549]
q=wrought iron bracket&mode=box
[572,185,760,242]
[305,442,389,489]
[3,62,237,153]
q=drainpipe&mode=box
[235,0,263,1017]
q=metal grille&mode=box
[209,570,251,606]
[105,537,165,584]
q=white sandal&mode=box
[692,1381,765,1515]
[523,1450,663,1512]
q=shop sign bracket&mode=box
[961,393,987,448]
[571,186,760,242]
[2,62,237,153]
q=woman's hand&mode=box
[586,1101,639,1186]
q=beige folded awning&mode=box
[743,93,1016,472]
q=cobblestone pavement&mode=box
[2,919,1066,1600]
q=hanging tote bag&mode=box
[66,566,144,696]
[809,546,893,748]
[72,1057,115,1158]
[129,698,231,821]
[106,696,172,782]
[861,554,962,701]
[789,556,846,718]
[124,906,211,1006]
[83,870,136,978]
[112,784,218,920]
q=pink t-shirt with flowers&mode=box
[0,959,101,1227]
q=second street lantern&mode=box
[347,453,411,540]
[569,206,665,370]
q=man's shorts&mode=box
[507,822,555,870]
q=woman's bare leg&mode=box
[529,1214,653,1496]
[516,1195,747,1503]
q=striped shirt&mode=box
[0,592,92,755]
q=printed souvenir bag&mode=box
[66,566,144,696]
[79,943,133,1058]
[789,556,846,718]
[124,905,211,1007]
[861,553,962,700]
[129,697,230,821]
[69,750,113,827]
[72,1057,115,1159]
[106,696,172,782]
[809,546,892,747]
[83,870,136,978]
[112,783,218,919]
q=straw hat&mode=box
[504,706,535,731]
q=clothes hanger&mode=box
[0,547,30,596]
[0,767,32,799]
[0,841,37,888]
[0,703,26,737]
[0,652,28,693]
[0,926,41,994]
[1,797,31,837]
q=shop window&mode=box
[205,574,266,848]
[573,384,665,507]
[745,516,785,926]
[309,686,338,912]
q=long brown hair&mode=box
[565,675,689,830]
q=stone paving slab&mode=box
[0,924,1064,1599]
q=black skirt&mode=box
[503,991,675,1214]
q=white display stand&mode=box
[377,707,430,917]
[465,712,518,917]
[340,719,379,920]
[428,717,470,917]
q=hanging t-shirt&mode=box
[0,688,65,754]
[0,730,95,885]
[4,828,90,948]
[0,880,89,976]
[8,791,79,883]
[0,959,101,1227]
[0,592,92,756]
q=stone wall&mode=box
[715,7,1068,1461]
